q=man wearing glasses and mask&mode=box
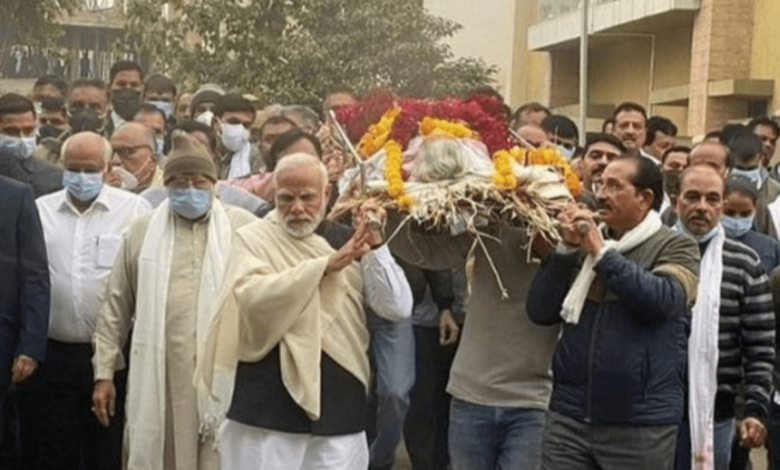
[107,122,165,193]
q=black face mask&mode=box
[111,89,142,121]
[663,171,681,196]
[69,108,107,134]
[37,124,66,141]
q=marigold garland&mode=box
[420,116,475,139]
[505,146,583,197]
[384,139,414,209]
[358,107,401,158]
[492,149,518,190]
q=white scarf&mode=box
[561,210,663,324]
[768,197,780,236]
[125,199,233,470]
[675,222,723,470]
[227,143,252,179]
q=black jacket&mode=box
[0,176,50,386]
[527,227,698,426]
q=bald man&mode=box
[107,122,164,193]
[516,124,551,149]
[32,131,151,470]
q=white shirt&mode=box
[36,185,152,343]
[361,244,413,321]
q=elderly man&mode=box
[92,133,256,470]
[107,121,165,192]
[198,153,413,469]
[527,156,700,469]
[34,132,151,470]
[673,164,774,470]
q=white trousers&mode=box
[219,420,369,470]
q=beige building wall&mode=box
[751,0,780,113]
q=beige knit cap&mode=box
[164,130,218,183]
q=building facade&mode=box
[428,0,780,137]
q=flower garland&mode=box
[508,146,583,197]
[384,139,414,209]
[420,116,475,139]
[492,149,518,190]
[358,106,401,158]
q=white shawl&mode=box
[125,199,233,470]
[676,222,723,470]
[561,210,663,324]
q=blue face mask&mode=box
[168,187,213,220]
[63,170,104,202]
[0,135,37,160]
[149,100,174,120]
[731,167,763,187]
[721,214,754,238]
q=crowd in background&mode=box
[0,59,780,470]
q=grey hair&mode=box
[413,138,472,182]
[274,152,328,188]
[61,131,113,163]
[279,105,321,133]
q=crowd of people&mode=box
[1,58,780,470]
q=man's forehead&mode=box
[680,167,723,193]
[615,110,645,124]
[587,142,620,155]
[1,111,36,126]
[111,127,144,145]
[70,86,108,103]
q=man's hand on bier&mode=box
[354,200,386,249]
[739,417,767,448]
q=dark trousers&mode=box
[403,325,458,470]
[541,411,678,470]
[22,340,125,470]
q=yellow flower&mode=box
[420,116,475,139]
[384,139,409,203]
[358,107,402,158]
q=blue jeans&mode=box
[675,417,735,470]
[367,313,415,468]
[448,397,546,470]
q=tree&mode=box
[0,0,81,74]
[123,0,497,107]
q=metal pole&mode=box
[579,0,589,144]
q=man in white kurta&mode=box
[197,154,413,470]
[34,132,151,469]
[92,132,256,470]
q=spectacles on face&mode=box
[39,116,67,127]
[112,145,152,160]
[166,176,213,190]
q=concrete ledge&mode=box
[650,84,690,105]
[529,0,700,51]
[707,79,774,99]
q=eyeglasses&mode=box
[39,117,67,126]
[112,145,151,160]
[66,103,107,116]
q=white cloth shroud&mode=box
[560,210,663,324]
[125,199,234,470]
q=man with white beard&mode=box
[197,153,413,469]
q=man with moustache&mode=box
[576,133,625,208]
[528,156,700,469]
[672,164,774,470]
[611,102,658,163]
[198,153,412,470]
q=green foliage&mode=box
[124,0,497,106]
[0,0,80,50]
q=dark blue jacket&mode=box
[0,176,50,387]
[527,226,699,426]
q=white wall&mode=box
[423,0,517,98]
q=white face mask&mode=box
[0,135,37,160]
[195,110,214,126]
[156,137,165,156]
[557,144,576,160]
[112,167,138,191]
[221,123,250,153]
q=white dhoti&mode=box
[219,420,369,470]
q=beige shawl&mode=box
[196,210,370,429]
